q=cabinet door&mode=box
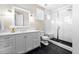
[25,32,40,52]
[32,32,40,48]
[10,35,16,54]
[25,33,34,52]
[0,35,16,54]
[15,34,26,53]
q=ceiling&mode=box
[38,4,71,11]
[0,4,72,13]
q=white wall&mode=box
[44,10,52,33]
[0,4,46,32]
[0,7,14,32]
[72,5,79,54]
[44,5,72,43]
[44,11,57,38]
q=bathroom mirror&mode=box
[14,7,30,27]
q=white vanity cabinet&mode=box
[0,31,41,54]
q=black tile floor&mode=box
[26,42,72,54]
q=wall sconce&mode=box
[29,14,35,23]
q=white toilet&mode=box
[41,36,49,45]
[40,31,50,46]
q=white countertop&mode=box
[0,30,40,36]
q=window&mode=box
[36,8,44,20]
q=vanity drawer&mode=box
[0,35,15,49]
[0,35,11,41]
[0,40,13,49]
[0,46,15,54]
